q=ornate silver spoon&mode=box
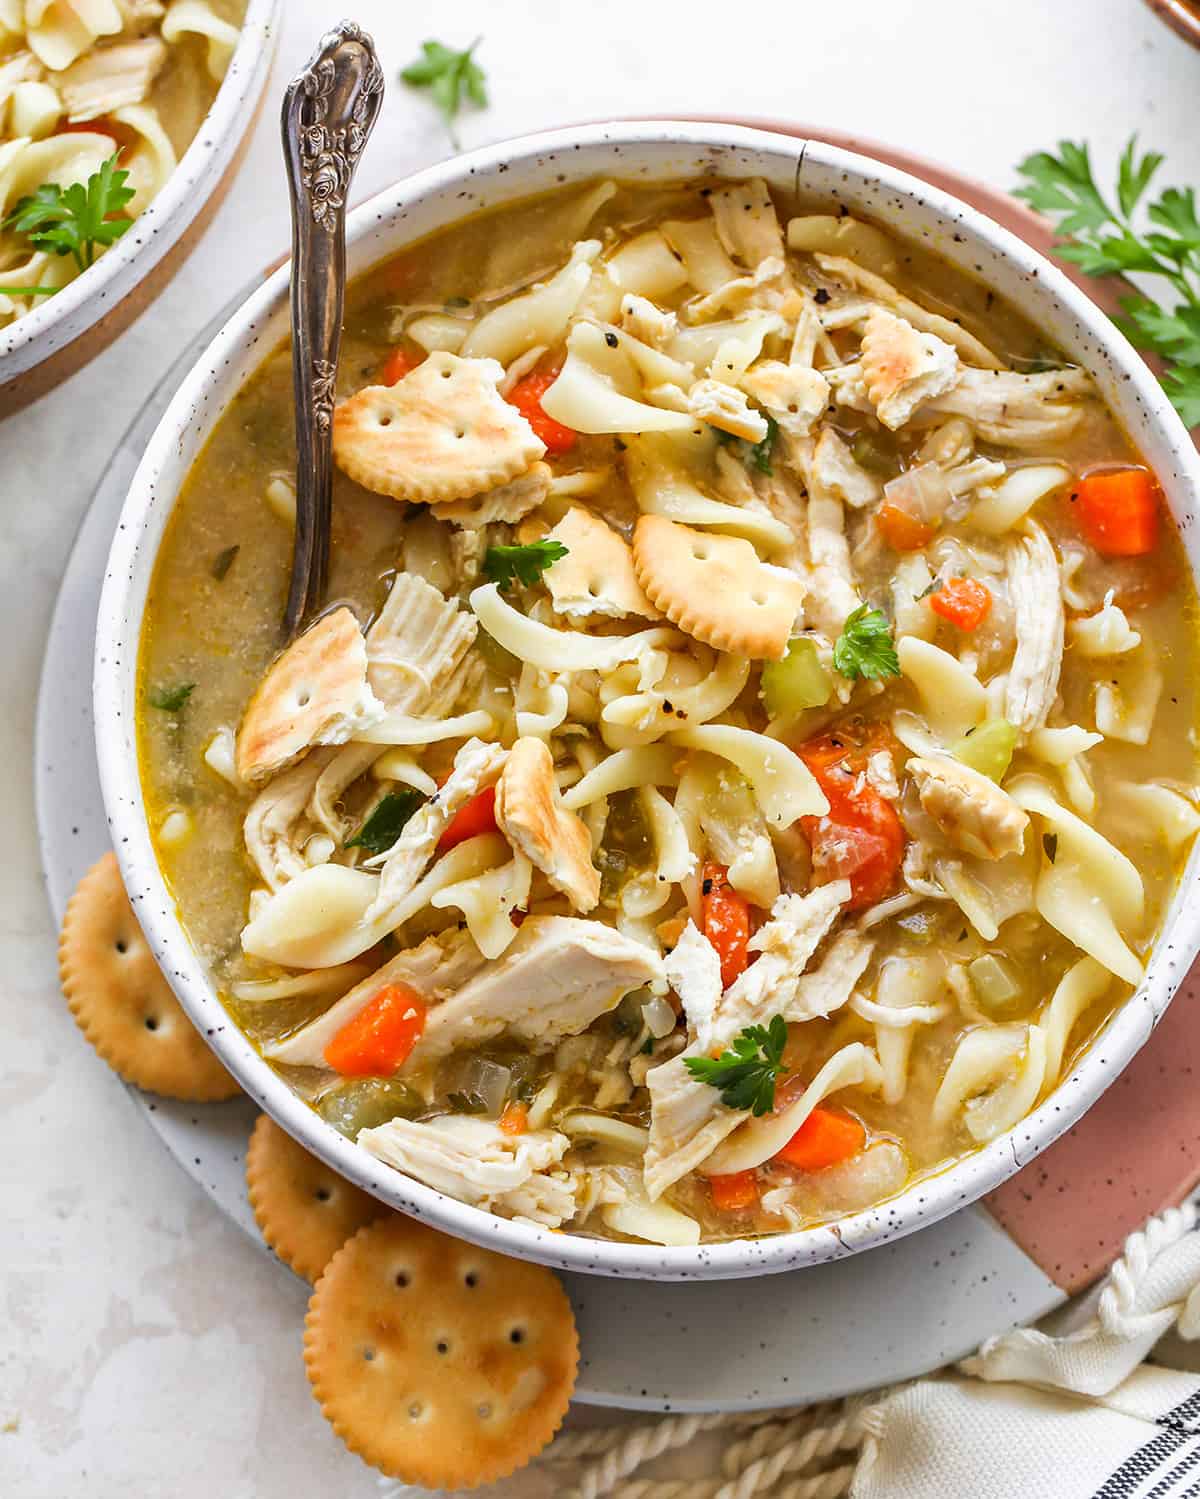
[280,20,384,638]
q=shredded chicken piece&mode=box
[242,749,335,891]
[364,571,478,712]
[687,377,769,443]
[268,928,489,1065]
[414,915,664,1064]
[908,756,1030,860]
[365,738,507,919]
[813,253,1003,368]
[358,1115,575,1227]
[57,36,166,118]
[688,257,793,320]
[662,920,722,1050]
[1005,522,1065,733]
[784,433,861,637]
[811,427,881,510]
[620,292,677,345]
[709,178,785,266]
[824,360,874,414]
[920,367,1093,449]
[787,929,874,1022]
[431,461,550,528]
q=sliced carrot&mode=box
[797,728,905,911]
[709,1170,760,1212]
[436,784,498,851]
[324,984,426,1076]
[506,366,578,454]
[701,861,751,990]
[498,1100,529,1136]
[929,577,992,630]
[876,501,934,552]
[774,1108,866,1171]
[1075,468,1159,557]
[379,347,422,386]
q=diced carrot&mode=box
[436,784,498,851]
[709,1170,761,1212]
[876,501,934,552]
[774,1108,866,1171]
[701,861,751,989]
[929,577,992,631]
[379,347,422,386]
[324,984,426,1076]
[797,728,905,911]
[499,1100,529,1136]
[505,367,578,454]
[1075,468,1159,557]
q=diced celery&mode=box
[761,637,831,718]
[851,432,897,477]
[316,1077,423,1138]
[950,719,1018,782]
[967,954,1026,1018]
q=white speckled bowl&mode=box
[0,0,279,413]
[94,121,1200,1280]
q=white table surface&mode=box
[4,2,1200,1494]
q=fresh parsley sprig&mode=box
[5,153,135,276]
[714,414,778,475]
[833,604,900,682]
[1015,137,1200,428]
[685,1015,789,1117]
[148,682,195,713]
[345,789,426,857]
[401,38,487,148]
[483,539,568,591]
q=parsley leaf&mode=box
[210,544,240,581]
[400,38,487,147]
[748,414,778,475]
[5,154,135,275]
[148,682,195,713]
[345,789,426,857]
[712,415,777,474]
[832,604,901,681]
[685,1016,789,1116]
[483,539,568,591]
[1015,137,1200,428]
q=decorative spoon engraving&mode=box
[281,20,384,638]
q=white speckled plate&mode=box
[33,276,1072,1413]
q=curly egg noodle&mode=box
[0,0,244,324]
[137,177,1200,1247]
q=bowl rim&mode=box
[0,0,280,372]
[95,118,1200,1280]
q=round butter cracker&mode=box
[246,1113,384,1284]
[632,512,804,660]
[58,852,239,1101]
[304,1215,578,1489]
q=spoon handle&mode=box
[281,20,384,638]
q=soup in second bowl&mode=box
[0,0,245,324]
[138,176,1199,1247]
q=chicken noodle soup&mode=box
[138,178,1200,1248]
[0,0,245,324]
